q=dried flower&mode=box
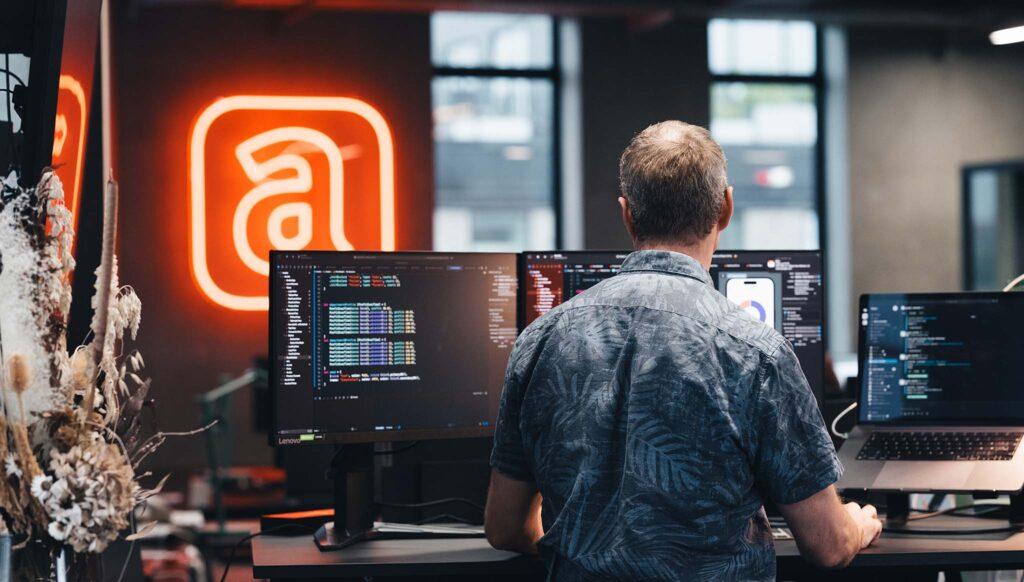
[68,348,93,394]
[0,172,186,560]
[7,354,30,396]
[4,453,21,478]
[31,434,138,553]
[0,171,74,421]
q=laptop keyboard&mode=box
[856,431,1024,461]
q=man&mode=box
[485,121,881,580]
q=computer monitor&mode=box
[270,251,517,445]
[712,250,826,402]
[519,250,826,400]
[519,251,630,329]
[858,292,1024,425]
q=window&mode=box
[431,13,559,252]
[963,163,1024,290]
[709,19,822,250]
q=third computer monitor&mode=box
[520,250,826,401]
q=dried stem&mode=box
[12,423,42,480]
[131,420,218,467]
[83,178,119,420]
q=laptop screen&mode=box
[858,293,1024,425]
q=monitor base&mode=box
[313,522,482,551]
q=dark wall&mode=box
[581,17,710,249]
[112,3,433,472]
[109,6,708,486]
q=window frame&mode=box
[709,24,827,252]
[431,14,564,250]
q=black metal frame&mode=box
[708,25,827,254]
[961,160,1024,291]
[431,16,564,248]
[19,0,67,188]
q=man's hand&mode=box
[778,486,882,569]
[844,501,882,549]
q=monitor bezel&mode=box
[857,291,1024,426]
[269,250,518,447]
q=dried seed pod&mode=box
[7,355,30,396]
[69,348,93,389]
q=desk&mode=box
[778,515,1024,579]
[252,535,543,580]
[252,516,1024,581]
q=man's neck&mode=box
[634,238,717,270]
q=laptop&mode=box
[837,292,1024,494]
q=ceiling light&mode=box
[990,25,1024,45]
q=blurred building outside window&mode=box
[709,19,822,250]
[431,13,558,252]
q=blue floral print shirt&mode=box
[491,250,842,581]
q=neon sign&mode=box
[188,95,396,311]
[53,74,87,224]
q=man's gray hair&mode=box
[618,121,728,245]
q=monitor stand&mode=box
[313,443,483,551]
[884,492,1024,529]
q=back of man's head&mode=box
[618,121,728,246]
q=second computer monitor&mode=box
[519,250,826,400]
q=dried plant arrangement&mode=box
[0,170,176,580]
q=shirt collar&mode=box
[620,250,714,287]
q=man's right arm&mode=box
[778,485,881,569]
[748,342,881,568]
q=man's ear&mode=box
[717,187,734,232]
[618,196,636,241]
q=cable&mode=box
[1004,273,1024,292]
[376,441,420,456]
[413,513,481,526]
[830,401,858,439]
[887,502,1021,533]
[375,497,485,513]
[907,501,1012,522]
[218,523,315,582]
[926,493,947,512]
[884,524,1022,535]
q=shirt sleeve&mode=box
[750,341,843,505]
[489,332,536,483]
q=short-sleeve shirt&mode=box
[491,250,842,581]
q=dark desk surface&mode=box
[777,515,1024,574]
[253,516,1024,580]
[252,535,541,579]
